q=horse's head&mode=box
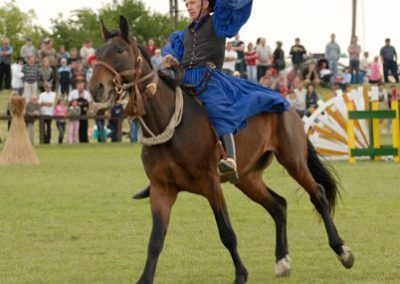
[90,16,154,116]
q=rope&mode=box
[138,87,184,146]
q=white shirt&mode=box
[293,88,307,111]
[68,89,92,102]
[39,91,56,116]
[223,50,238,72]
[11,63,24,89]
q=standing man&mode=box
[256,37,271,81]
[222,42,238,75]
[20,37,36,63]
[348,35,361,84]
[325,33,341,84]
[273,41,285,73]
[289,38,307,76]
[380,38,399,83]
[232,34,246,76]
[39,82,56,144]
[0,38,13,90]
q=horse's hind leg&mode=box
[276,142,354,269]
[136,184,177,284]
[203,176,248,284]
[236,172,290,277]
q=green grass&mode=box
[1,143,400,283]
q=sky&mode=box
[12,0,400,57]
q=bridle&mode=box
[94,45,158,117]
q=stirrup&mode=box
[218,157,237,174]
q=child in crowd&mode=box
[11,57,25,95]
[68,99,80,144]
[54,98,68,144]
[369,56,382,84]
[305,83,319,117]
[58,58,72,97]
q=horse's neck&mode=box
[141,78,176,135]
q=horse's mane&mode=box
[137,44,180,89]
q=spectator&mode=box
[22,54,41,101]
[292,77,307,117]
[325,33,341,84]
[54,98,68,144]
[68,79,92,104]
[369,56,382,84]
[58,58,72,97]
[151,48,163,68]
[274,70,288,92]
[380,38,399,83]
[68,99,80,144]
[319,61,332,88]
[25,95,40,144]
[348,35,361,84]
[146,38,158,57]
[11,57,25,96]
[0,37,13,90]
[245,42,257,83]
[259,68,276,89]
[302,60,320,86]
[40,57,55,92]
[305,83,319,117]
[273,41,285,73]
[56,45,70,66]
[80,40,95,66]
[222,42,237,75]
[67,48,81,67]
[37,42,46,61]
[359,51,370,84]
[335,67,352,91]
[256,37,271,81]
[20,37,36,63]
[108,101,124,142]
[86,55,96,83]
[289,38,307,75]
[232,34,246,75]
[39,82,56,144]
[42,38,57,68]
[77,86,90,143]
[130,119,139,143]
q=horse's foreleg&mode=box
[136,185,177,284]
[204,179,248,284]
[236,174,290,277]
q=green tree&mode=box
[50,0,190,51]
[0,0,49,60]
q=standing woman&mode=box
[168,0,288,176]
[244,42,257,83]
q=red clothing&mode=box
[245,51,257,66]
[146,45,158,57]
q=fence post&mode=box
[371,101,381,161]
[347,102,356,163]
[392,101,400,162]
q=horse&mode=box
[89,16,354,284]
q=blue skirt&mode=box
[183,66,289,136]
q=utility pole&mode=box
[351,0,357,40]
[169,0,179,29]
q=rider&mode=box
[167,0,288,176]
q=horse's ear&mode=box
[119,16,129,42]
[100,19,111,41]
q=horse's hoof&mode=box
[233,275,247,284]
[275,255,291,277]
[337,246,354,269]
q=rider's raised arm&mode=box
[167,30,185,62]
[212,0,253,38]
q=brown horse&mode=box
[89,16,354,284]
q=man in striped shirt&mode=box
[22,54,42,101]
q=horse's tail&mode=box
[306,138,341,214]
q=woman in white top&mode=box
[11,57,24,95]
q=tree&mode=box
[0,0,49,60]
[51,0,190,51]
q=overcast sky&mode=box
[13,0,400,56]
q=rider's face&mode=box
[185,0,209,21]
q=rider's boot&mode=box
[218,133,238,182]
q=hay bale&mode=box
[0,94,40,165]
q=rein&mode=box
[95,43,184,146]
[95,56,157,117]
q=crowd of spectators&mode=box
[1,33,400,144]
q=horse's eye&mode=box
[117,47,125,53]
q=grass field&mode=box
[1,143,400,284]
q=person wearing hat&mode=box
[20,37,36,63]
[167,0,288,177]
